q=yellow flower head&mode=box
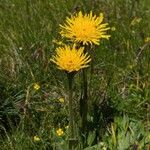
[59,97,65,103]
[144,37,150,43]
[60,11,110,45]
[50,44,91,73]
[33,83,40,91]
[33,135,40,142]
[56,128,64,136]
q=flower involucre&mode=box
[51,45,91,72]
[60,11,110,45]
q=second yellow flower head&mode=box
[51,44,91,73]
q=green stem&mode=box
[82,69,88,131]
[79,68,88,148]
[68,74,74,138]
[80,44,90,147]
[67,73,77,150]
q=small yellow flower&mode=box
[50,44,91,73]
[56,128,64,136]
[59,97,65,103]
[111,27,116,31]
[33,83,40,90]
[144,37,150,43]
[60,11,110,45]
[130,17,142,26]
[33,135,40,142]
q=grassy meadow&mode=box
[0,0,150,149]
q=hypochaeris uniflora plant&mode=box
[60,11,110,45]
[51,44,91,149]
[60,11,110,142]
[51,11,110,149]
[50,44,91,72]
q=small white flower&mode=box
[19,47,23,50]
